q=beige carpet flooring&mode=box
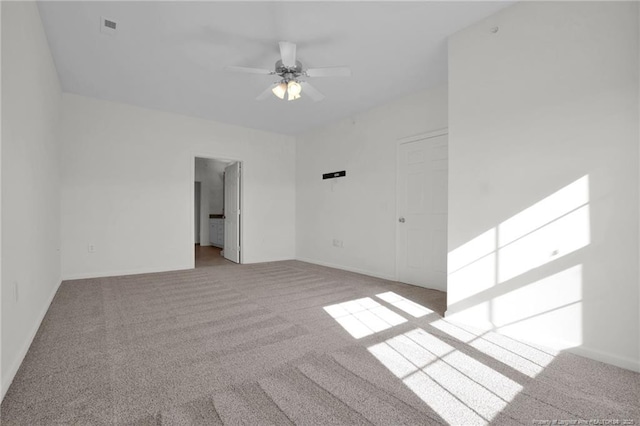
[1,261,638,425]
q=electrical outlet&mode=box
[88,244,96,253]
[332,239,343,248]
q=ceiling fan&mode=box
[224,41,351,102]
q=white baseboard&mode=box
[295,257,396,281]
[443,312,640,373]
[62,265,192,281]
[1,277,62,402]
[567,345,640,372]
[241,255,296,264]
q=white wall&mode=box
[296,87,447,280]
[195,159,209,246]
[194,182,201,244]
[195,157,226,216]
[1,1,62,399]
[60,94,295,279]
[447,1,639,371]
[0,0,3,401]
[207,161,227,215]
[194,157,228,246]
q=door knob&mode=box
[398,217,405,223]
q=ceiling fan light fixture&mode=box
[287,80,302,101]
[272,82,287,99]
[288,80,301,95]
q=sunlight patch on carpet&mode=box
[375,292,433,318]
[368,328,524,425]
[323,297,407,339]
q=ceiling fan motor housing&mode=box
[275,59,303,80]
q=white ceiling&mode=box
[37,1,510,135]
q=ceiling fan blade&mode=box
[305,67,351,78]
[256,84,277,101]
[225,65,273,75]
[279,41,297,67]
[300,82,325,102]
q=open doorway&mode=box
[194,156,242,268]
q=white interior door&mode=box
[224,162,241,263]
[396,134,448,290]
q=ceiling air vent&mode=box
[100,16,117,35]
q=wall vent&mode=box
[100,16,117,35]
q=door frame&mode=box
[194,181,201,244]
[190,153,245,266]
[395,128,448,282]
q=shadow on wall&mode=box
[446,175,590,350]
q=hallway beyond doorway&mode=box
[195,245,235,268]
